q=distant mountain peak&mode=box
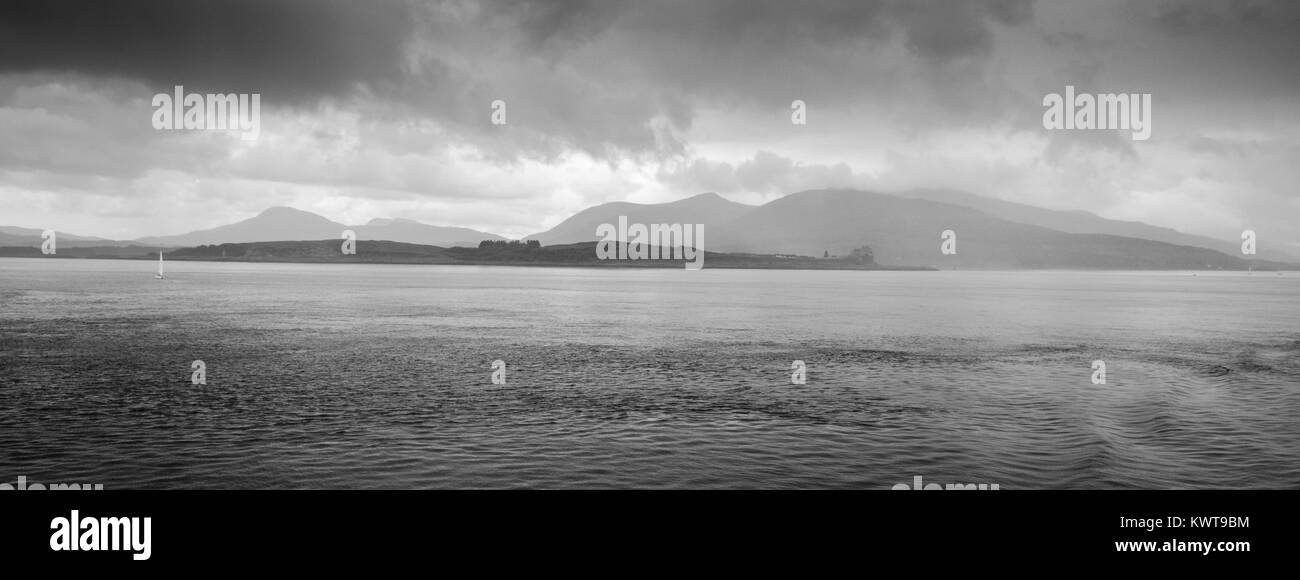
[366,217,420,226]
[257,206,312,216]
[687,191,722,200]
[671,191,738,205]
[527,191,756,244]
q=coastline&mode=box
[0,241,937,272]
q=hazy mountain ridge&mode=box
[126,206,506,248]
[1,189,1292,270]
[528,192,754,245]
[352,217,506,247]
[0,226,111,241]
[901,188,1298,263]
[709,189,1282,270]
[1,207,505,248]
[0,226,114,248]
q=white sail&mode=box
[156,249,164,278]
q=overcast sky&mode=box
[1,0,1297,250]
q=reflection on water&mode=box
[1,258,1297,489]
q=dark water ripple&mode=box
[1,261,1298,488]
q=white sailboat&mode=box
[155,249,165,279]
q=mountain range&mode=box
[2,190,1293,270]
[527,192,752,246]
[128,206,505,248]
[898,189,1296,263]
[0,226,112,248]
[706,189,1259,269]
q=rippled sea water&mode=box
[1,258,1297,489]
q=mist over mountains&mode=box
[524,188,1291,269]
[899,189,1297,264]
[2,189,1291,270]
[527,192,753,246]
[130,206,505,248]
[708,189,1258,270]
[0,226,111,248]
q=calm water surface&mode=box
[1,258,1297,489]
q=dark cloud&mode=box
[0,0,1042,163]
[384,0,1040,163]
[0,0,415,102]
[603,0,1036,91]
[502,0,631,52]
[1143,0,1300,36]
[2,0,1297,251]
[894,0,1034,62]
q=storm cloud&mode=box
[0,0,1298,251]
[0,0,415,101]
